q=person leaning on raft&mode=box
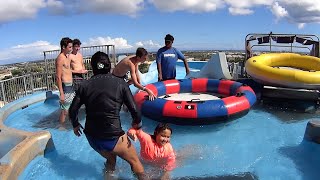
[112,47,156,101]
[69,51,146,179]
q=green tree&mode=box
[11,69,24,76]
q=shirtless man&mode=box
[56,37,74,124]
[70,39,88,91]
[112,47,156,101]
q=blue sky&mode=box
[0,0,320,65]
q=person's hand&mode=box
[127,129,137,141]
[81,69,88,74]
[59,94,65,104]
[186,69,190,75]
[132,121,142,130]
[158,74,163,82]
[73,124,84,137]
[146,88,156,101]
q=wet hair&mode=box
[136,47,148,58]
[73,39,82,46]
[151,123,172,140]
[164,34,174,41]
[60,37,72,50]
[90,51,111,75]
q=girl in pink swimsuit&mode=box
[128,123,176,177]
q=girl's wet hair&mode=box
[154,123,172,136]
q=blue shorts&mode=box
[86,134,119,152]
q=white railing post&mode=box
[1,82,6,104]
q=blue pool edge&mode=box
[0,91,57,179]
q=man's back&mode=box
[112,55,135,77]
[77,73,138,139]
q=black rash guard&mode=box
[69,73,141,139]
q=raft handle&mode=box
[163,94,171,98]
[236,92,245,97]
[184,105,195,110]
[187,99,205,103]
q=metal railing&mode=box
[0,45,116,107]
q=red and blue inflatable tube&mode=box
[134,78,257,125]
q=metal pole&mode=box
[23,76,27,95]
[1,82,6,103]
[30,75,34,93]
[44,51,50,90]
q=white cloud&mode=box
[271,0,320,24]
[150,0,225,13]
[0,0,144,23]
[85,37,133,50]
[1,0,320,29]
[46,0,65,15]
[134,40,161,50]
[298,23,305,29]
[53,0,144,17]
[224,0,272,15]
[270,2,288,20]
[228,7,253,15]
[0,41,59,63]
[0,37,163,64]
[0,0,46,23]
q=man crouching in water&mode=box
[69,51,146,179]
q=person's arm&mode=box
[127,128,152,144]
[55,57,65,104]
[80,54,86,70]
[130,63,155,100]
[176,48,190,75]
[69,91,84,136]
[130,63,144,90]
[135,63,141,84]
[156,51,163,81]
[122,82,142,129]
[79,54,88,74]
[157,62,163,81]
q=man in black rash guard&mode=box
[69,51,146,179]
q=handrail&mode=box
[0,44,115,107]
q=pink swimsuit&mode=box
[128,128,176,171]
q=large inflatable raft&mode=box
[134,78,256,125]
[245,53,320,89]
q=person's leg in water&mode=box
[58,109,68,130]
[101,153,117,180]
[59,109,67,124]
[100,134,146,180]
